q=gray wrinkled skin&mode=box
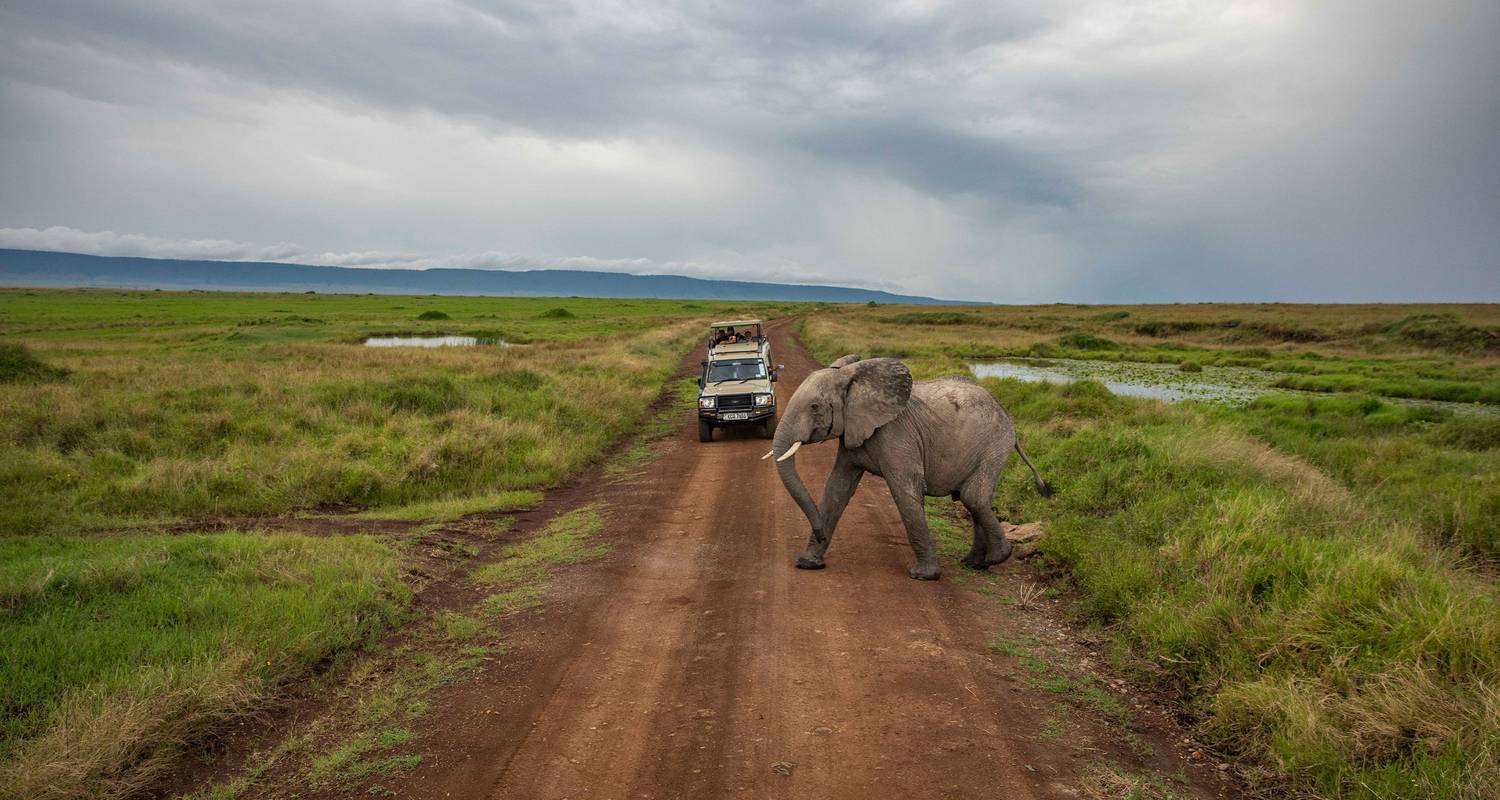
[772,356,1050,581]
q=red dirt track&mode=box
[258,318,1226,800]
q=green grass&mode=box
[0,289,785,535]
[988,380,1500,799]
[605,378,700,474]
[808,304,1500,799]
[307,727,420,783]
[483,584,544,614]
[347,489,543,522]
[0,532,407,799]
[473,505,609,588]
[1206,394,1500,558]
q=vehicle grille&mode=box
[717,393,754,411]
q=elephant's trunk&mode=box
[772,427,822,539]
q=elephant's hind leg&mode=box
[959,475,1011,568]
[959,515,990,570]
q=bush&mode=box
[539,307,575,319]
[1133,320,1238,337]
[880,311,975,326]
[1093,310,1130,321]
[1178,361,1203,373]
[1380,313,1498,353]
[0,343,69,384]
[416,310,450,321]
[1056,332,1118,351]
[1430,414,1500,451]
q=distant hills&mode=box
[0,249,963,304]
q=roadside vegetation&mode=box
[0,289,772,800]
[0,290,772,535]
[806,303,1500,800]
[854,303,1500,405]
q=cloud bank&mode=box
[1,1,1496,302]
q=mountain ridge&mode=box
[0,249,969,304]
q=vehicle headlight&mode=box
[754,393,773,406]
[699,396,716,409]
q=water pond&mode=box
[969,358,1273,404]
[969,357,1496,416]
[364,336,509,348]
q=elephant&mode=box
[764,354,1051,580]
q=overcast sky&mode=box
[1,1,1496,302]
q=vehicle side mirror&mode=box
[770,373,777,383]
[698,377,705,389]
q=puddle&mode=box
[969,357,1496,416]
[364,336,508,348]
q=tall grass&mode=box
[987,381,1500,798]
[0,292,747,533]
[0,533,408,799]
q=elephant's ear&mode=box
[841,358,912,448]
[828,354,862,369]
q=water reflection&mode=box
[364,336,507,348]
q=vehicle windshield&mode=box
[707,359,766,382]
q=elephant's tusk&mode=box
[775,441,802,462]
[761,449,775,460]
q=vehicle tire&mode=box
[698,419,714,443]
[761,415,777,439]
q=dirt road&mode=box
[353,318,1222,800]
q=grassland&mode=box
[0,288,770,800]
[805,302,1500,800]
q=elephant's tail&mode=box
[1014,440,1053,498]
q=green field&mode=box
[0,289,772,799]
[805,303,1500,800]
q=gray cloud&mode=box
[1,1,1496,302]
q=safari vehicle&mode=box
[698,320,781,442]
[707,318,770,362]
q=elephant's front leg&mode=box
[797,450,863,570]
[888,479,941,580]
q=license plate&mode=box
[722,412,749,421]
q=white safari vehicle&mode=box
[697,319,781,442]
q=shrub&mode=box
[1379,313,1498,353]
[0,343,69,383]
[1132,320,1238,337]
[1093,310,1130,321]
[1430,414,1500,451]
[416,310,450,321]
[1056,332,1118,351]
[539,307,575,319]
[880,311,975,326]
[1178,360,1203,373]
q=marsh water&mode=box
[969,358,1275,404]
[969,357,1496,416]
[364,336,508,348]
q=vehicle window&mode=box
[707,360,766,381]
